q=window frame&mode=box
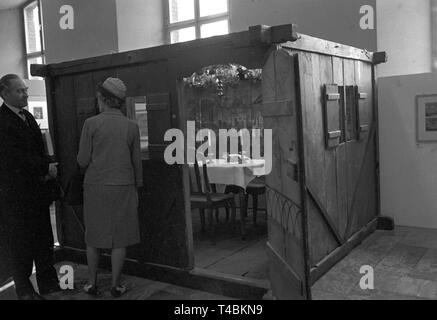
[433,0,437,71]
[164,0,230,44]
[22,0,45,80]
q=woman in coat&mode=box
[77,77,143,298]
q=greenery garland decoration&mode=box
[183,63,262,90]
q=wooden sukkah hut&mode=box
[26,23,389,299]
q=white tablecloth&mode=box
[191,159,265,190]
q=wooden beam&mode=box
[373,51,388,65]
[310,218,378,285]
[306,185,344,246]
[281,34,374,63]
[33,25,375,78]
[267,242,305,299]
[55,247,269,300]
[249,24,300,45]
[33,30,253,77]
[377,216,395,231]
[30,64,50,77]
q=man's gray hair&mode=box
[0,74,21,99]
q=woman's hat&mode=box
[100,77,127,100]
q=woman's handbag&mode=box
[64,171,84,206]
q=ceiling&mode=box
[0,0,30,10]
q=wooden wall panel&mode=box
[263,49,307,299]
[347,61,377,236]
[320,55,340,248]
[332,57,349,239]
[300,52,339,266]
[53,76,81,247]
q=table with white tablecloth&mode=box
[189,159,266,237]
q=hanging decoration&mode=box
[183,63,262,93]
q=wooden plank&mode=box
[281,34,374,63]
[274,49,295,102]
[44,75,64,246]
[373,52,388,65]
[307,185,343,246]
[262,101,294,117]
[324,84,341,148]
[300,53,339,266]
[345,60,376,237]
[37,30,252,77]
[249,24,299,45]
[318,54,342,251]
[54,76,78,192]
[33,27,375,79]
[347,125,378,236]
[294,53,312,299]
[267,242,305,300]
[332,57,348,239]
[310,218,378,285]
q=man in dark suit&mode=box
[0,74,60,300]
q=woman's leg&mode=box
[86,246,100,286]
[111,247,126,287]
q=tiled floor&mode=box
[312,226,437,300]
[2,226,436,300]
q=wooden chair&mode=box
[245,177,267,226]
[225,177,266,226]
[190,160,237,238]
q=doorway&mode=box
[178,64,270,285]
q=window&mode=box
[165,0,230,44]
[23,0,44,80]
[433,0,437,71]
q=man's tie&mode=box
[18,110,29,126]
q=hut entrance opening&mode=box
[177,64,270,284]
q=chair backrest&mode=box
[190,156,214,202]
[192,159,204,194]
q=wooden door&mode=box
[343,60,377,238]
[297,51,378,284]
[262,49,309,300]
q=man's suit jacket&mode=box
[0,104,50,208]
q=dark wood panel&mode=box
[74,73,96,139]
[138,162,192,268]
[53,76,80,247]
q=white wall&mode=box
[379,73,437,229]
[230,0,377,51]
[116,0,164,52]
[41,0,119,64]
[376,0,432,77]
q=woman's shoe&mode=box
[110,285,127,298]
[83,284,101,297]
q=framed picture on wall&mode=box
[27,100,49,130]
[417,94,437,142]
